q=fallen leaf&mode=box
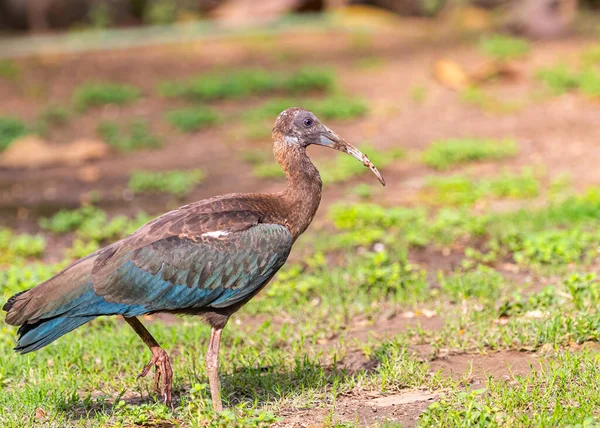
[433,59,469,90]
[35,408,46,419]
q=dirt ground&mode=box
[2,20,600,426]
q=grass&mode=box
[536,63,600,98]
[128,169,206,196]
[0,60,20,80]
[97,120,161,152]
[5,182,600,424]
[409,85,427,104]
[536,64,580,95]
[165,106,219,132]
[0,116,28,151]
[157,67,335,101]
[422,169,540,206]
[72,81,141,111]
[459,86,523,114]
[479,34,530,61]
[39,105,71,127]
[422,137,518,170]
[0,229,45,265]
[40,205,151,246]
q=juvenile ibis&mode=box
[3,108,385,411]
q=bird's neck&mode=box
[275,144,323,239]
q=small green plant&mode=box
[460,86,522,113]
[479,34,530,61]
[40,205,151,244]
[536,64,580,95]
[409,85,427,104]
[128,169,206,196]
[88,4,112,29]
[0,116,28,151]
[73,82,140,111]
[309,96,368,120]
[424,175,480,206]
[253,163,285,179]
[439,265,504,301]
[422,138,518,170]
[0,229,46,264]
[0,60,20,80]
[578,68,600,97]
[39,104,71,127]
[487,169,539,199]
[423,169,539,206]
[351,183,375,199]
[284,67,335,93]
[97,120,161,152]
[158,67,335,101]
[166,107,219,132]
[354,57,386,70]
[581,45,600,67]
[144,0,178,25]
[39,205,101,234]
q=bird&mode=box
[2,107,385,411]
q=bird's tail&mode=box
[4,253,110,354]
[13,315,96,354]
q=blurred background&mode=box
[0,0,598,254]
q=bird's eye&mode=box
[303,118,313,127]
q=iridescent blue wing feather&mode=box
[92,223,293,311]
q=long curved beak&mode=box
[316,126,386,186]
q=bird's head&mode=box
[272,107,386,186]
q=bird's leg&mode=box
[124,317,173,407]
[206,327,223,411]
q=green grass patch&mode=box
[0,229,45,264]
[165,106,219,132]
[419,351,600,427]
[0,60,20,80]
[409,85,427,104]
[536,64,580,95]
[39,104,71,127]
[536,63,600,98]
[97,119,161,152]
[0,116,28,151]
[479,34,530,61]
[460,86,522,113]
[73,81,141,111]
[40,205,151,245]
[581,45,600,67]
[422,138,518,170]
[578,68,600,97]
[128,169,206,196]
[423,169,540,206]
[536,64,579,95]
[158,67,335,101]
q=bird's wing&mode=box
[91,211,293,311]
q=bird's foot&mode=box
[137,347,173,407]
